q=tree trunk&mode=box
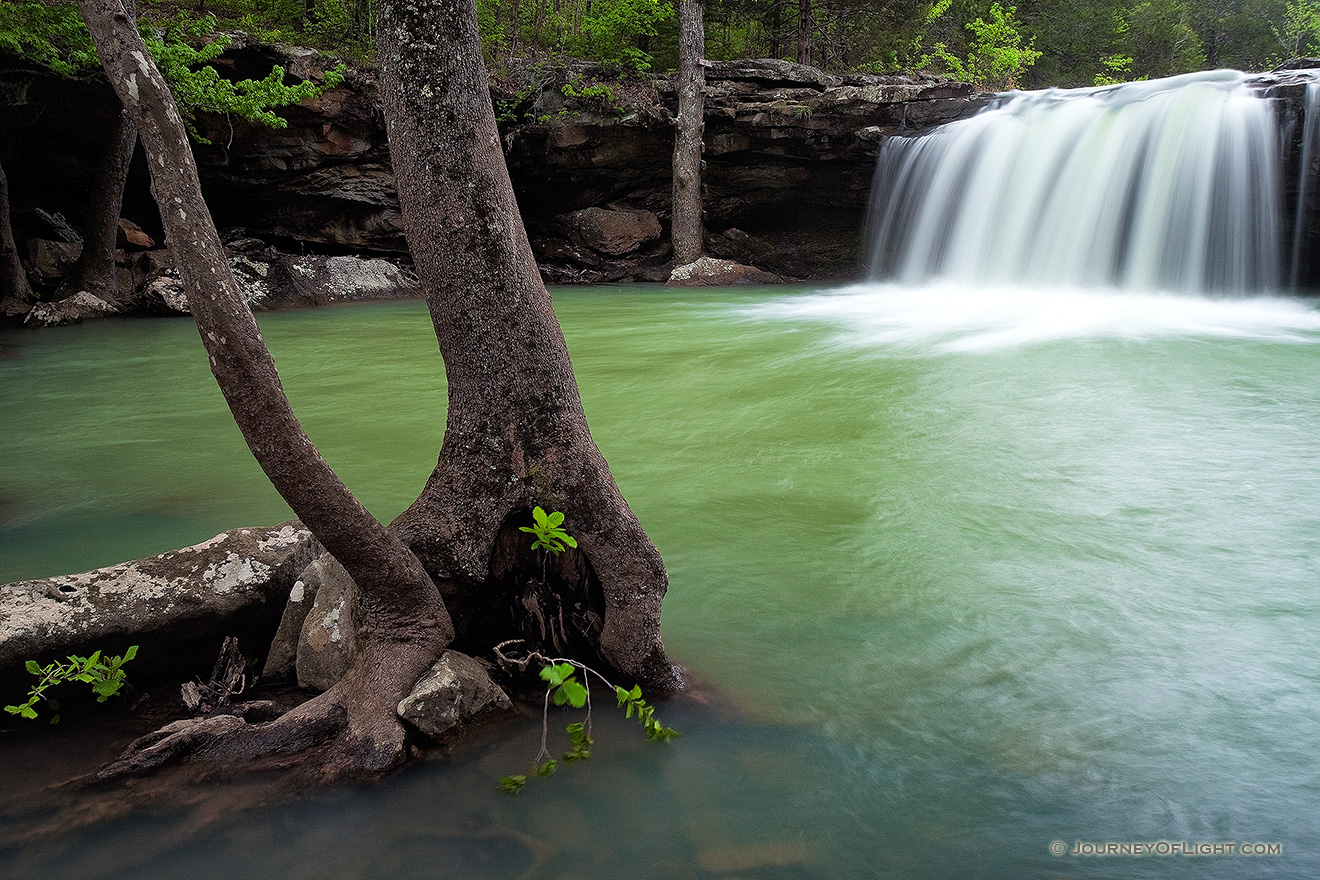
[671,0,706,268]
[0,156,35,310]
[77,0,453,779]
[796,0,813,67]
[58,111,137,303]
[377,0,681,693]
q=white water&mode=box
[867,71,1283,294]
[757,282,1320,352]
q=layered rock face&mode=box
[2,47,985,306]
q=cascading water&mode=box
[865,71,1284,294]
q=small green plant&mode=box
[496,654,679,794]
[5,646,138,724]
[520,506,578,555]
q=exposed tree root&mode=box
[95,636,443,783]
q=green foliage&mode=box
[1274,0,1320,55]
[498,657,678,794]
[476,0,672,72]
[1095,51,1140,84]
[5,645,138,724]
[924,2,1042,89]
[0,1,99,76]
[142,13,345,144]
[519,506,578,556]
[615,683,680,742]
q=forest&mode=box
[4,0,1320,92]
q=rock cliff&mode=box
[1,44,987,309]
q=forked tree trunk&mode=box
[377,0,681,693]
[58,112,137,302]
[75,0,679,781]
[0,157,35,308]
[671,0,706,268]
[77,0,453,779]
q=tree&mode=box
[797,0,813,64]
[76,0,679,780]
[0,160,34,310]
[671,0,705,267]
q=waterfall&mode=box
[865,71,1284,294]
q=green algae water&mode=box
[2,285,1320,879]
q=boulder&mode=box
[396,651,514,741]
[23,291,118,326]
[260,552,326,680]
[295,552,358,692]
[26,239,82,283]
[277,254,420,307]
[117,218,156,250]
[0,522,316,688]
[554,205,662,256]
[666,256,783,287]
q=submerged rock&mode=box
[0,522,316,687]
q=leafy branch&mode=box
[494,646,680,794]
[5,646,139,725]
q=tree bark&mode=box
[58,111,137,303]
[77,0,453,779]
[0,157,35,309]
[797,0,813,67]
[377,0,681,693]
[671,0,706,268]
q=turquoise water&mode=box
[2,285,1319,878]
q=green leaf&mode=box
[4,705,21,715]
[537,759,558,777]
[566,722,585,735]
[540,662,575,687]
[20,706,37,720]
[546,511,565,528]
[561,534,579,549]
[497,774,528,794]
[560,680,588,709]
[124,645,138,661]
[24,660,40,675]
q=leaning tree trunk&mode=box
[0,157,35,309]
[57,111,137,303]
[378,0,682,693]
[77,0,453,780]
[671,0,706,268]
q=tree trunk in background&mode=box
[58,112,137,302]
[797,0,813,66]
[77,0,453,779]
[671,0,705,268]
[0,157,35,309]
[378,0,681,693]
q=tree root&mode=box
[95,636,442,784]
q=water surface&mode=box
[2,285,1318,878]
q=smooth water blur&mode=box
[3,287,1320,878]
[867,71,1284,293]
